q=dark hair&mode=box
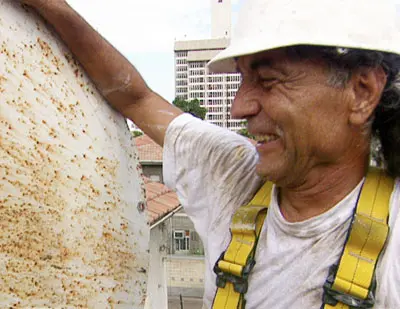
[286,45,400,177]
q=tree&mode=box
[132,130,143,137]
[173,97,207,120]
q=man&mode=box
[19,0,400,308]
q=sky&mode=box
[67,0,244,103]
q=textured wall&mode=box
[0,1,149,308]
[167,258,205,288]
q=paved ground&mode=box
[168,296,203,309]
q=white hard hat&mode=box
[208,0,400,73]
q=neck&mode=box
[278,162,368,222]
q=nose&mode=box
[230,80,261,119]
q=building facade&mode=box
[174,39,243,131]
[211,0,231,39]
[135,135,206,301]
[174,0,244,131]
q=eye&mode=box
[259,78,278,89]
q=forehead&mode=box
[236,48,325,74]
[236,49,290,72]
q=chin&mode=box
[255,163,276,181]
[255,159,288,184]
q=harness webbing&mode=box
[212,181,273,309]
[212,168,394,309]
[322,168,394,309]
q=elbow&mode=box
[102,82,154,116]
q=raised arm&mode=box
[22,0,183,146]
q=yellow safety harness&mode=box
[212,168,394,309]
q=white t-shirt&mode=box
[163,114,400,309]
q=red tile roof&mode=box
[134,135,163,161]
[144,177,181,226]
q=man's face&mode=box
[232,49,357,186]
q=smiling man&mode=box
[19,0,400,308]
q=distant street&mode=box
[168,296,203,309]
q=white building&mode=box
[174,0,244,131]
[211,0,231,39]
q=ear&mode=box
[348,66,387,126]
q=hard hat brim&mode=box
[207,0,400,74]
[208,39,400,73]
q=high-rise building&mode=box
[174,0,244,131]
[211,0,232,39]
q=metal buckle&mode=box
[213,251,256,294]
[322,264,375,309]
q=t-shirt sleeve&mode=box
[378,177,400,307]
[163,113,262,238]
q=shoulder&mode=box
[164,113,257,175]
[162,112,261,208]
[165,113,253,148]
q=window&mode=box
[208,76,224,83]
[176,94,188,100]
[206,99,223,106]
[189,92,204,99]
[176,88,187,94]
[176,73,188,79]
[189,62,206,69]
[227,91,237,97]
[189,70,205,76]
[227,83,239,90]
[209,91,224,98]
[174,230,190,251]
[227,74,241,83]
[150,175,160,182]
[176,59,187,65]
[189,84,205,91]
[189,77,205,84]
[176,51,188,58]
[208,84,223,90]
[208,114,223,121]
[177,66,187,72]
[176,80,188,86]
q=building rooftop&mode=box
[174,38,230,51]
[135,135,180,226]
[187,49,221,62]
[134,134,163,162]
[145,177,181,226]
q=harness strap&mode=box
[322,168,394,309]
[212,181,273,309]
[212,168,394,309]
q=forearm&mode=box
[33,1,151,117]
